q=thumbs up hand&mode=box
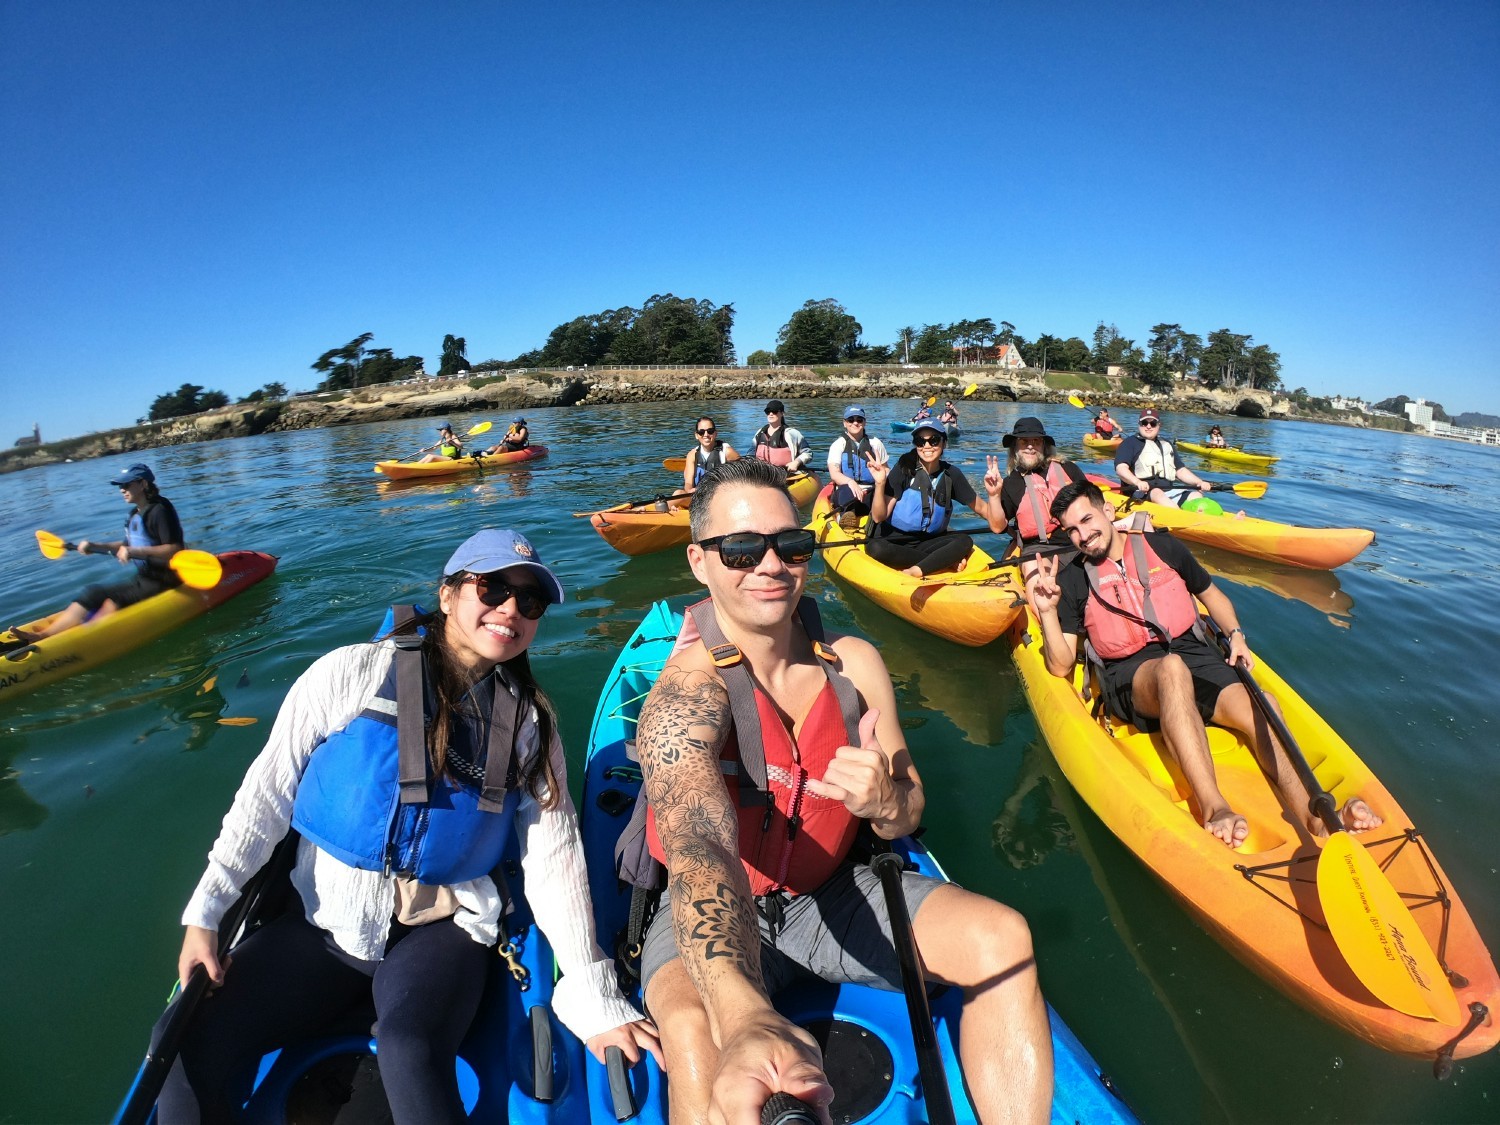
[805,708,898,822]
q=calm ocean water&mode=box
[2,399,1497,1123]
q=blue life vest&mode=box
[836,435,875,485]
[693,444,726,485]
[125,507,160,573]
[886,460,953,534]
[291,610,522,885]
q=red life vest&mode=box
[1015,461,1074,543]
[645,598,861,897]
[1083,534,1200,660]
[754,424,795,467]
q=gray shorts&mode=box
[639,859,948,998]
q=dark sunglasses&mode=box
[846,417,866,424]
[913,434,944,447]
[457,573,549,619]
[697,529,818,569]
[1140,420,1160,428]
[696,427,716,435]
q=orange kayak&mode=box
[1009,612,1499,1062]
[1082,434,1123,451]
[809,486,1024,647]
[590,471,819,557]
[374,445,549,479]
[1093,480,1373,569]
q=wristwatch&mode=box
[1229,627,1245,640]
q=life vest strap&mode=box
[393,605,429,806]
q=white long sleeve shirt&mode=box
[182,641,642,1040]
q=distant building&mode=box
[1403,399,1435,431]
[1329,395,1367,412]
[951,342,1026,370]
[13,423,40,447]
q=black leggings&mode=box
[865,531,974,575]
[156,906,490,1124]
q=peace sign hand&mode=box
[1025,551,1063,617]
[983,454,1002,497]
[864,449,890,485]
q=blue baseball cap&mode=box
[843,405,866,420]
[443,529,565,605]
[513,416,527,425]
[911,420,946,440]
[108,463,155,486]
[437,421,453,431]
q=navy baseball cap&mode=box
[911,420,946,440]
[109,463,155,486]
[843,405,866,420]
[443,529,565,605]
[437,421,453,431]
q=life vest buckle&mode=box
[811,640,838,665]
[707,642,742,668]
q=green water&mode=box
[2,400,1497,1123]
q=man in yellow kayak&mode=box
[1114,408,1216,507]
[12,463,184,643]
[1024,479,1381,848]
[635,457,1052,1123]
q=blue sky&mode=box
[3,1,1496,440]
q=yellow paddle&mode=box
[662,456,686,473]
[963,383,978,397]
[35,531,223,589]
[1206,620,1462,1026]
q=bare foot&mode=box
[1339,797,1383,832]
[901,565,924,578]
[1203,807,1249,848]
[1234,510,1248,520]
[954,556,969,572]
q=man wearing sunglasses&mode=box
[825,404,886,528]
[633,458,1052,1124]
[1115,408,1215,507]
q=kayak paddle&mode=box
[872,852,958,1125]
[573,491,690,517]
[1085,472,1267,502]
[35,531,223,589]
[1066,393,1101,419]
[662,456,687,473]
[412,420,492,457]
[1205,620,1462,1026]
[963,382,979,397]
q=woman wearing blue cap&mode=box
[415,422,466,463]
[155,528,660,1122]
[10,462,184,642]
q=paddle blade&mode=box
[963,382,978,397]
[35,530,68,559]
[1317,833,1463,1025]
[1067,394,1086,409]
[170,550,224,590]
[1231,481,1268,500]
[465,421,493,436]
[662,457,686,472]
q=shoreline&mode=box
[0,365,1392,475]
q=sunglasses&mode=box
[696,427,716,435]
[457,573,549,619]
[913,434,944,447]
[1140,420,1160,428]
[846,417,866,424]
[696,529,818,569]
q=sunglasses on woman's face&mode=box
[458,573,549,619]
[913,434,944,447]
[696,529,818,570]
[697,427,716,435]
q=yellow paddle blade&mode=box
[925,395,937,407]
[216,716,258,726]
[35,530,68,559]
[963,382,978,397]
[1067,394,1086,409]
[170,550,224,590]
[465,421,493,436]
[1230,481,1268,500]
[1317,833,1463,1025]
[662,457,686,472]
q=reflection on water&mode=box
[989,740,1074,869]
[1192,542,1354,620]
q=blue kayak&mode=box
[578,601,1137,1124]
[891,419,961,439]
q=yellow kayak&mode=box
[374,445,549,479]
[1177,441,1280,469]
[1008,611,1500,1062]
[590,472,819,557]
[0,551,278,703]
[808,486,1023,647]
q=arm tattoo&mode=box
[640,669,766,997]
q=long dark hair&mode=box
[392,587,562,810]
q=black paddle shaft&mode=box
[871,851,957,1125]
[1207,620,1341,834]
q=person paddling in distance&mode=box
[997,417,1089,581]
[415,421,466,463]
[752,399,812,473]
[1205,424,1227,449]
[1093,408,1120,439]
[864,420,1006,578]
[11,462,184,643]
[682,415,740,494]
[1114,409,1216,507]
[910,399,933,423]
[825,404,886,529]
[1024,480,1383,849]
[636,457,1052,1124]
[156,529,660,1122]
[480,416,531,456]
[938,399,960,426]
